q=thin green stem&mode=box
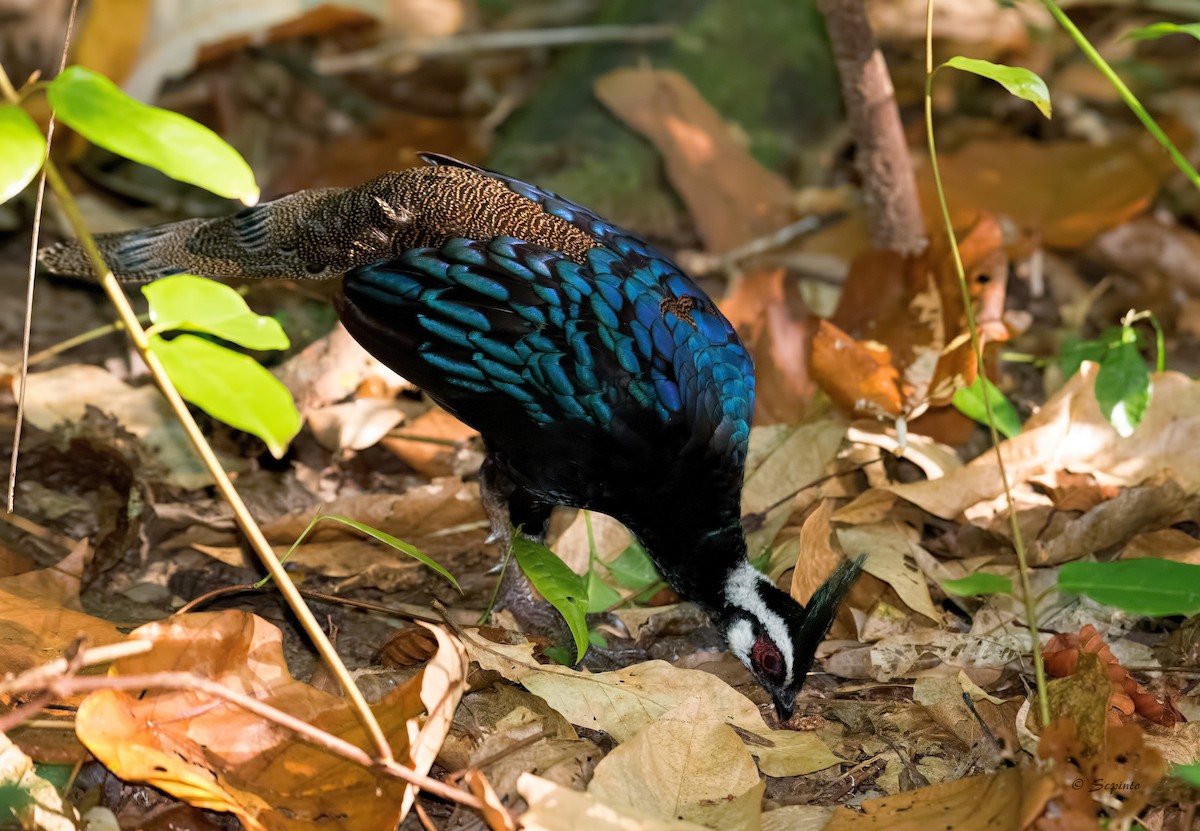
[20,315,150,368]
[925,1,1050,727]
[1041,0,1200,192]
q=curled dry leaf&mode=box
[719,269,817,425]
[74,610,468,831]
[594,68,795,253]
[381,406,480,478]
[810,215,1007,423]
[1044,624,1184,727]
[587,697,764,831]
[460,629,840,778]
[841,364,1200,520]
[919,132,1181,251]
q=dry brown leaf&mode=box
[810,216,1007,422]
[74,611,467,831]
[519,773,710,831]
[587,698,764,831]
[719,268,817,425]
[837,524,940,622]
[917,132,1180,250]
[1120,528,1200,565]
[844,364,1200,520]
[381,407,479,478]
[1044,625,1184,727]
[460,629,840,778]
[463,769,518,831]
[275,324,407,417]
[594,68,794,253]
[1036,718,1167,828]
[72,0,153,86]
[791,500,846,605]
[823,765,1047,830]
[307,398,406,453]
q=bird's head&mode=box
[722,555,864,721]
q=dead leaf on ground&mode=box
[74,610,468,831]
[837,523,940,622]
[719,268,817,425]
[381,406,480,478]
[461,629,841,778]
[842,364,1200,521]
[594,68,795,253]
[823,765,1050,831]
[1044,625,1184,727]
[810,215,1008,424]
[519,773,710,831]
[917,131,1181,251]
[588,697,764,831]
[1120,528,1200,565]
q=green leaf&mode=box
[47,66,258,204]
[1095,335,1151,437]
[149,333,301,458]
[943,56,1052,118]
[143,275,288,350]
[941,573,1013,597]
[0,105,46,205]
[512,535,589,663]
[1059,559,1200,616]
[603,541,661,591]
[1126,22,1200,42]
[586,569,622,613]
[1057,335,1110,380]
[1173,763,1200,787]
[951,375,1022,438]
[275,513,459,590]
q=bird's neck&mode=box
[626,518,750,614]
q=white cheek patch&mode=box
[727,617,754,667]
[724,562,794,686]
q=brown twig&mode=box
[2,668,483,810]
[817,0,925,254]
[176,582,479,624]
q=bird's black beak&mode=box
[773,691,796,722]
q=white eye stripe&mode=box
[728,617,754,667]
[724,562,794,686]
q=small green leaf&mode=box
[143,275,288,350]
[951,375,1022,438]
[603,541,661,590]
[586,569,622,613]
[943,56,1052,118]
[1126,22,1200,42]
[1057,335,1110,380]
[588,629,608,649]
[47,66,258,204]
[512,535,589,663]
[941,573,1013,597]
[150,333,301,458]
[1173,763,1200,787]
[274,513,459,590]
[0,105,46,205]
[1059,559,1200,616]
[1095,335,1151,437]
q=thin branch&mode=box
[2,669,483,810]
[176,582,479,625]
[5,0,79,514]
[317,23,676,74]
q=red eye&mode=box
[752,636,784,680]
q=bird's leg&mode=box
[478,457,566,638]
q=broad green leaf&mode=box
[603,541,660,591]
[512,535,589,663]
[47,66,258,204]
[1059,559,1200,616]
[1057,335,1110,380]
[149,333,300,458]
[951,375,1022,438]
[143,275,288,350]
[272,513,459,590]
[1173,764,1200,787]
[943,56,1052,118]
[585,569,622,614]
[0,105,45,204]
[1127,22,1200,42]
[940,573,1013,597]
[1095,335,1151,437]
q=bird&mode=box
[40,153,863,719]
